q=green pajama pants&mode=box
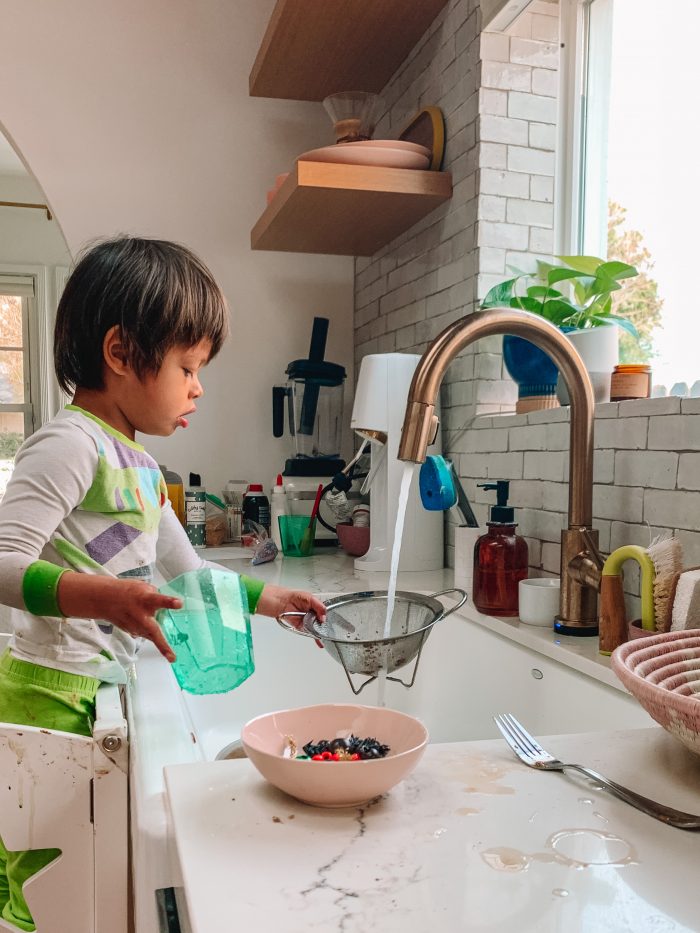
[0,651,98,931]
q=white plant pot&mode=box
[557,324,619,405]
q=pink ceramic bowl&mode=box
[611,631,700,756]
[241,703,428,807]
[336,522,370,557]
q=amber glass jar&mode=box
[610,364,652,401]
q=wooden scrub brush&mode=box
[599,533,683,655]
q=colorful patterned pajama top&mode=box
[0,406,263,683]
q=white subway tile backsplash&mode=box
[614,450,678,490]
[531,67,559,97]
[508,90,558,124]
[506,197,554,226]
[480,32,510,62]
[644,489,700,531]
[480,114,529,145]
[510,37,558,69]
[478,220,530,249]
[508,144,556,175]
[648,415,700,451]
[481,60,532,92]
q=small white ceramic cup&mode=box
[518,578,561,627]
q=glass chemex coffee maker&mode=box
[273,317,347,542]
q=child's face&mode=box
[129,339,212,436]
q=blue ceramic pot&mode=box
[502,334,559,399]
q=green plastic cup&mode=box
[157,568,255,695]
[278,514,314,557]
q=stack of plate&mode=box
[297,139,431,170]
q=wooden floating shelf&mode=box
[251,161,452,257]
[249,0,451,101]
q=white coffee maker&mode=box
[351,353,443,572]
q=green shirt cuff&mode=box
[23,560,69,617]
[240,575,265,614]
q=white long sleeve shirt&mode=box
[0,406,263,683]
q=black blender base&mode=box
[283,457,345,477]
[553,618,599,637]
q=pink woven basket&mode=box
[611,631,700,756]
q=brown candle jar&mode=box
[610,364,652,401]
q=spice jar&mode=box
[610,364,651,401]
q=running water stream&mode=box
[376,462,418,707]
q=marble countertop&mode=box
[165,726,700,933]
[212,549,626,694]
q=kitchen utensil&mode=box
[296,144,429,170]
[241,703,428,808]
[599,536,683,655]
[299,483,323,556]
[278,588,467,694]
[398,106,445,170]
[611,631,700,757]
[322,91,382,143]
[494,713,700,829]
[157,569,255,695]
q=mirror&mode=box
[0,127,71,498]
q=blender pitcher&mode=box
[272,316,346,477]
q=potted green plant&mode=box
[482,256,639,409]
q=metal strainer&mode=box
[278,588,467,694]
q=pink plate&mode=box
[611,631,700,756]
[241,703,428,807]
[297,144,430,171]
[336,139,432,159]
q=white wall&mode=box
[0,0,354,494]
[0,174,71,266]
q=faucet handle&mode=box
[581,527,606,570]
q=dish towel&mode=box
[670,568,700,631]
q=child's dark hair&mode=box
[54,236,229,392]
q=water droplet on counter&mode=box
[548,828,637,868]
[552,888,569,898]
[433,827,447,838]
[528,811,538,823]
[593,811,608,824]
[481,847,531,872]
[578,797,593,805]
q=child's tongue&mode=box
[177,416,189,428]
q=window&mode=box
[561,0,700,391]
[0,275,36,496]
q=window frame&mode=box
[0,264,51,437]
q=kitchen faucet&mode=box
[397,307,601,635]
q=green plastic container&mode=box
[157,568,255,695]
[278,514,313,557]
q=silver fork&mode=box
[494,713,700,830]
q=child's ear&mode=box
[103,325,130,376]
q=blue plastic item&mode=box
[157,568,255,695]
[419,455,457,511]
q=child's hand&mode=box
[57,573,181,661]
[255,584,327,625]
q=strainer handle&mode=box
[429,587,468,619]
[277,611,316,638]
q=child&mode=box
[0,236,326,931]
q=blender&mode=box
[272,317,349,542]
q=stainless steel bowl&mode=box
[278,588,467,693]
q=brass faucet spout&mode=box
[397,307,598,633]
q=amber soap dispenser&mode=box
[473,481,528,617]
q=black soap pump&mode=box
[472,480,528,617]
